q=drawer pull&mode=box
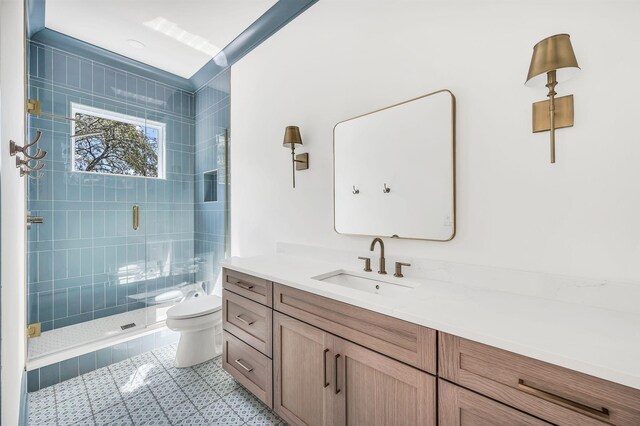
[235,359,254,372]
[323,349,329,388]
[334,354,341,394]
[517,379,610,421]
[234,314,255,326]
[233,280,254,290]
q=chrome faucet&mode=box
[369,237,386,274]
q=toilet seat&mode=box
[167,295,222,320]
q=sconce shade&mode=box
[525,34,580,87]
[283,126,302,147]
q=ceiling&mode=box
[45,0,277,79]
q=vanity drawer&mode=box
[439,333,640,425]
[439,379,552,426]
[223,268,272,307]
[273,283,436,373]
[223,331,273,408]
[223,289,273,357]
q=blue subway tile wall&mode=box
[27,40,197,332]
[27,329,179,392]
[194,70,230,284]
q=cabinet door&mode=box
[439,379,553,426]
[273,313,335,426]
[333,336,436,426]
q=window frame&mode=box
[70,102,166,179]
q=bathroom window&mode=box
[71,103,166,178]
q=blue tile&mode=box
[67,286,81,316]
[81,285,94,313]
[53,250,68,280]
[105,283,117,308]
[37,291,54,323]
[38,251,53,283]
[96,348,112,368]
[67,248,81,278]
[67,57,80,88]
[112,343,128,363]
[53,289,68,319]
[80,60,92,91]
[39,363,60,388]
[27,369,40,392]
[79,352,96,375]
[59,357,79,381]
[93,64,105,95]
[94,283,105,310]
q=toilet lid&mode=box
[167,295,222,320]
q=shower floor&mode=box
[28,304,174,370]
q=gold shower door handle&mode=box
[133,205,140,230]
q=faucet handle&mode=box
[394,262,411,278]
[357,257,372,272]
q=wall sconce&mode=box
[526,34,580,163]
[282,126,309,188]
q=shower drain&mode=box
[120,323,136,330]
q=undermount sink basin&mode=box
[312,269,417,296]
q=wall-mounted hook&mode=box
[20,167,44,179]
[16,157,45,171]
[352,185,360,194]
[383,183,391,193]
[10,131,47,160]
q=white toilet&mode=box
[166,294,223,368]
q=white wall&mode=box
[1,0,27,422]
[230,0,640,283]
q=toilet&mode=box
[166,294,223,368]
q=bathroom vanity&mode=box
[220,258,640,426]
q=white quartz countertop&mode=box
[221,254,640,391]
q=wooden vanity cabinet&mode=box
[273,313,335,426]
[439,379,552,426]
[273,312,436,426]
[439,333,640,426]
[222,268,640,426]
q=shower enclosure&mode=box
[25,39,231,364]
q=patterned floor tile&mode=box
[213,409,245,426]
[223,387,269,421]
[172,368,202,388]
[129,401,165,426]
[27,405,57,426]
[199,399,234,423]
[54,376,87,402]
[164,400,196,424]
[176,413,208,425]
[246,409,287,426]
[124,390,157,413]
[140,414,171,425]
[57,393,93,424]
[211,375,241,397]
[143,371,172,388]
[29,343,282,426]
[90,389,125,413]
[94,403,130,426]
[28,392,57,412]
[106,416,134,426]
[181,379,219,409]
[73,417,98,426]
[87,381,120,401]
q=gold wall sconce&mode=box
[282,125,309,188]
[526,34,580,163]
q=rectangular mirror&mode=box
[333,90,456,241]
